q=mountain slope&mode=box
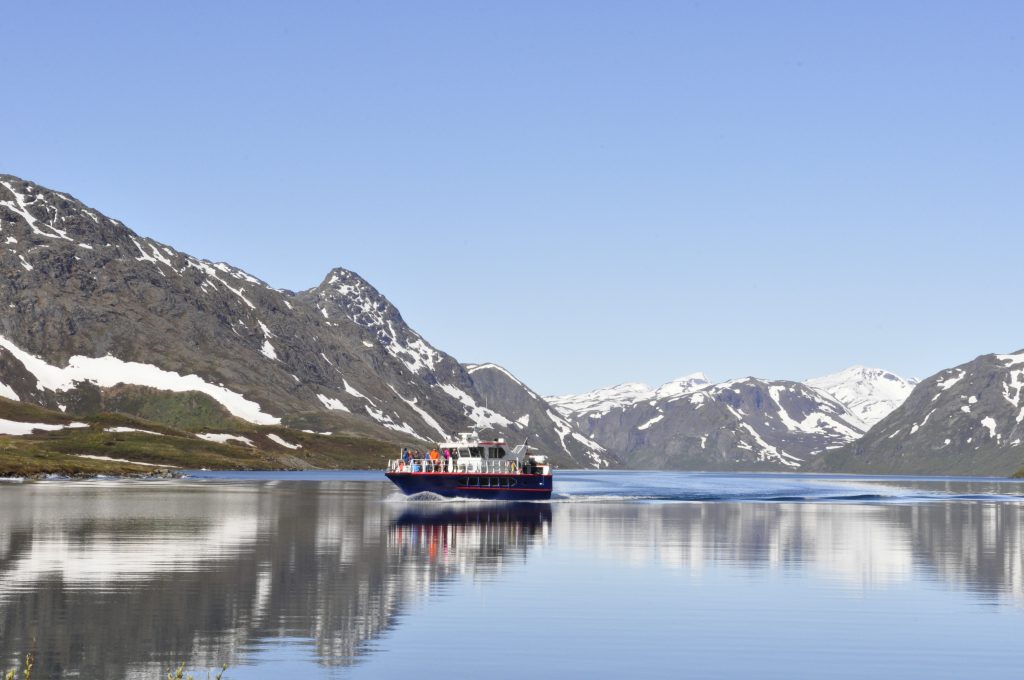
[815,351,1024,476]
[0,173,602,468]
[806,366,917,427]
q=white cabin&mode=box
[388,432,551,475]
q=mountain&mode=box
[806,366,918,427]
[815,351,1024,476]
[563,376,866,470]
[0,173,608,468]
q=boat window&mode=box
[510,478,517,487]
[469,447,483,457]
[496,447,506,458]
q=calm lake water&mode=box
[2,471,1023,679]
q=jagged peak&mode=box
[312,267,399,316]
[316,266,367,289]
[305,266,445,377]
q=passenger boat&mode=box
[385,432,553,500]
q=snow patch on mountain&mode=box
[197,433,255,446]
[259,339,277,361]
[317,394,350,412]
[0,334,280,425]
[364,405,421,438]
[342,379,371,402]
[436,383,512,430]
[0,419,88,436]
[0,380,18,401]
[267,433,301,450]
[637,414,664,430]
[391,387,449,439]
[105,426,165,436]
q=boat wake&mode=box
[547,471,1024,505]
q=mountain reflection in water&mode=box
[0,475,1021,679]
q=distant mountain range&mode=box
[552,358,1024,475]
[551,369,901,470]
[0,173,610,469]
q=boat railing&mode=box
[387,457,523,474]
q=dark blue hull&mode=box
[385,471,553,500]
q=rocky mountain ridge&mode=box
[0,173,610,468]
[561,375,867,470]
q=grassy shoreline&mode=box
[0,435,391,477]
[0,404,395,478]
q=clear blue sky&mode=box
[4,1,1023,395]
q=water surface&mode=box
[1,471,1022,678]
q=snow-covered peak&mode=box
[652,372,711,400]
[548,382,653,418]
[548,372,710,418]
[806,366,918,427]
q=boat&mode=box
[385,432,553,500]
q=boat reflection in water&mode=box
[389,503,552,569]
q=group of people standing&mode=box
[401,447,458,472]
